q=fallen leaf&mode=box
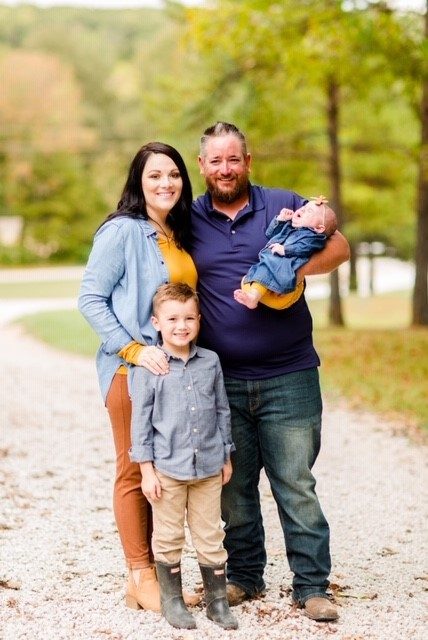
[0,579,21,590]
[377,547,398,556]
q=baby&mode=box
[234,196,337,309]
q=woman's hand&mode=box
[137,345,169,375]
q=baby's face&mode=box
[291,202,323,229]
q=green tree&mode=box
[9,153,106,262]
[413,1,428,325]
[183,0,419,323]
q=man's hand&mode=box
[269,242,285,256]
[296,230,350,282]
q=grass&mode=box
[308,290,411,329]
[14,290,428,434]
[315,327,428,433]
[18,309,99,357]
[0,280,81,298]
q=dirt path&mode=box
[0,324,427,640]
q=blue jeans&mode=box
[222,368,331,605]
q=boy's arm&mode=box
[296,230,350,282]
[128,367,156,464]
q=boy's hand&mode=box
[269,242,285,256]
[277,208,293,221]
[140,463,162,502]
[221,460,233,485]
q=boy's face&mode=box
[151,298,200,355]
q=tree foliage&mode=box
[0,0,425,301]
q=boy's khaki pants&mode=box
[152,470,227,566]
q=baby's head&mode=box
[292,196,337,237]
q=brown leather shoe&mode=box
[226,583,250,606]
[303,597,338,621]
[182,589,202,607]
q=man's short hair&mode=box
[152,283,200,316]
[200,121,247,156]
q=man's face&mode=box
[198,134,251,204]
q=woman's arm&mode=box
[296,230,350,281]
[78,223,133,354]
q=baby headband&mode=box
[310,195,329,205]
[309,195,329,226]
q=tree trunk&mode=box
[326,76,345,325]
[412,4,428,325]
[349,241,358,292]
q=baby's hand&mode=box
[269,242,285,256]
[277,208,293,221]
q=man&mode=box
[190,122,349,622]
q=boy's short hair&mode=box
[152,283,200,316]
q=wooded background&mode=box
[0,1,426,323]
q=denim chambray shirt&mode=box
[128,344,235,481]
[78,217,168,402]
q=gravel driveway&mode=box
[0,324,427,640]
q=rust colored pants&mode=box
[106,373,153,569]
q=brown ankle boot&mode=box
[125,566,161,612]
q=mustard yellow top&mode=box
[117,235,197,373]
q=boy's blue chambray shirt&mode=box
[129,344,235,481]
[78,217,169,402]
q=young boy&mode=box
[234,196,337,310]
[128,283,238,631]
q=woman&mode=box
[78,142,199,612]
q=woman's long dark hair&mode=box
[99,142,193,251]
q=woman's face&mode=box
[141,153,183,219]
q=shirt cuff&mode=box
[128,445,154,464]
[224,443,235,460]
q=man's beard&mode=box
[206,173,249,204]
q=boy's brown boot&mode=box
[125,566,161,612]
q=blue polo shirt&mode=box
[190,184,320,379]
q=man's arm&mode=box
[296,230,349,281]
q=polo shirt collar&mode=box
[202,183,265,220]
[157,342,202,361]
